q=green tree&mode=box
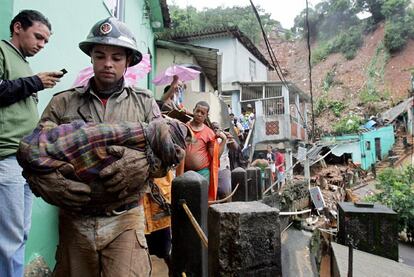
[292,7,321,40]
[167,5,281,44]
[353,0,386,23]
[381,0,410,19]
[366,166,414,242]
[384,18,408,52]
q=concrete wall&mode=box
[234,38,267,83]
[331,141,362,165]
[360,125,395,170]
[154,48,214,99]
[322,126,395,170]
[2,0,160,268]
[182,91,230,130]
[190,37,268,91]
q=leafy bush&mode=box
[333,114,362,134]
[323,69,336,92]
[382,0,410,19]
[315,97,328,116]
[384,19,409,52]
[359,87,382,104]
[315,94,345,117]
[311,41,334,65]
[335,26,364,60]
[284,30,293,41]
[312,25,363,64]
[329,101,345,117]
[365,166,414,242]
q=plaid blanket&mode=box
[17,120,147,182]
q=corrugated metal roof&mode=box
[164,26,273,70]
[156,40,219,90]
[381,97,413,123]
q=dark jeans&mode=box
[145,227,171,259]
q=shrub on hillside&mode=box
[312,25,363,64]
[365,166,414,243]
[381,0,410,19]
[315,97,328,116]
[384,19,408,52]
[311,41,334,65]
[335,26,364,60]
[333,114,362,134]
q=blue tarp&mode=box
[363,120,377,129]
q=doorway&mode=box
[375,138,381,161]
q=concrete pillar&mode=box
[337,202,399,261]
[231,167,248,201]
[304,103,308,140]
[282,85,291,140]
[285,148,293,181]
[208,202,281,276]
[246,167,259,201]
[171,171,208,277]
[295,93,300,137]
[264,167,272,191]
[256,167,263,199]
[304,158,310,188]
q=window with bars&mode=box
[262,98,284,116]
[241,86,262,101]
[241,84,284,102]
[265,85,282,98]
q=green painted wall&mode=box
[0,0,14,40]
[321,125,395,170]
[6,0,162,268]
[124,0,156,92]
[360,125,395,170]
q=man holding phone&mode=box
[0,10,61,277]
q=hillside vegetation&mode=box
[167,0,414,134]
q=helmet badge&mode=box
[99,22,112,35]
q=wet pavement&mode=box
[281,227,318,277]
[399,242,414,267]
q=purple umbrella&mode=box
[152,64,201,85]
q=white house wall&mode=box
[234,39,267,83]
[154,48,214,99]
[190,37,268,91]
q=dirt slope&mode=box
[261,24,414,133]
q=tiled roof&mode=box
[159,0,171,28]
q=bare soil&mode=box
[261,24,414,133]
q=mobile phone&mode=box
[60,68,68,76]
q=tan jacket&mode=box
[38,83,161,213]
[41,84,160,125]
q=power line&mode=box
[249,0,306,126]
[248,1,285,85]
[306,0,316,142]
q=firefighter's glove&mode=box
[24,163,91,210]
[100,146,149,198]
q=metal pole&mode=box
[348,238,353,277]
